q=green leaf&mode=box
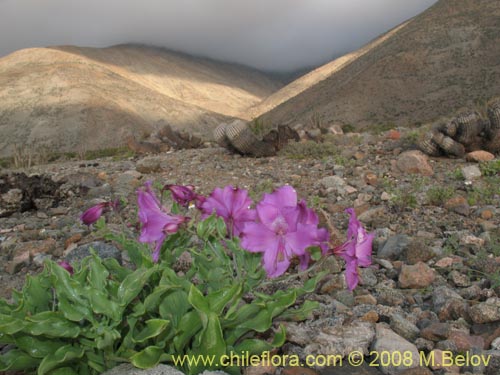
[0,349,40,371]
[20,271,52,314]
[48,261,86,305]
[159,290,190,327]
[173,311,202,353]
[117,266,158,307]
[87,288,121,321]
[38,345,84,375]
[215,217,227,238]
[132,319,170,344]
[57,295,92,322]
[87,252,109,290]
[49,367,82,375]
[47,367,79,375]
[25,311,81,338]
[103,258,132,283]
[96,327,121,350]
[0,313,27,334]
[277,300,319,321]
[144,285,171,313]
[130,346,165,369]
[207,283,243,315]
[188,285,210,315]
[233,339,273,355]
[270,324,286,347]
[15,336,66,359]
[307,246,322,261]
[0,299,13,314]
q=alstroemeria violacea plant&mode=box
[0,181,374,375]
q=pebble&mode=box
[399,262,436,289]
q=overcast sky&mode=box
[0,0,438,72]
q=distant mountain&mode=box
[0,44,282,156]
[258,0,500,129]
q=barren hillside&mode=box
[0,45,282,157]
[259,0,500,129]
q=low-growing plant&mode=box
[446,167,464,181]
[426,186,455,206]
[479,159,500,176]
[0,183,374,374]
[279,140,338,160]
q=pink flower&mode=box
[80,202,108,225]
[164,184,197,207]
[241,186,327,278]
[58,261,74,275]
[200,186,256,237]
[335,208,374,290]
[137,182,189,262]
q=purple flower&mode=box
[201,186,256,237]
[164,184,197,207]
[241,186,325,278]
[58,261,74,275]
[335,208,374,290]
[80,202,108,225]
[137,182,189,262]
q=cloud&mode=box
[0,0,438,71]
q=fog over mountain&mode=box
[0,0,437,71]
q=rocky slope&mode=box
[259,0,500,129]
[0,45,282,157]
[1,129,499,374]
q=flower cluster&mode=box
[78,182,373,289]
[240,186,329,277]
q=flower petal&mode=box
[240,223,278,253]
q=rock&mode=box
[378,235,410,260]
[390,314,420,342]
[469,298,500,324]
[364,172,378,186]
[357,207,386,225]
[420,323,451,343]
[355,294,378,305]
[404,238,435,264]
[65,241,122,264]
[465,151,495,162]
[281,367,317,375]
[375,286,406,307]
[448,330,485,351]
[371,324,420,374]
[136,157,163,174]
[396,150,433,176]
[245,362,277,375]
[102,364,228,375]
[5,251,30,274]
[461,165,482,181]
[484,350,500,375]
[286,320,375,360]
[399,262,436,289]
[397,368,433,375]
[449,270,471,287]
[444,196,470,216]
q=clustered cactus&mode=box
[418,98,500,157]
[214,120,299,157]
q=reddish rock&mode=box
[65,233,82,249]
[360,311,379,323]
[13,238,57,258]
[444,196,470,216]
[399,262,436,289]
[421,322,451,341]
[465,150,495,162]
[364,172,378,186]
[387,129,401,140]
[282,367,319,375]
[396,150,434,176]
[448,330,485,351]
[355,294,377,305]
[5,251,30,274]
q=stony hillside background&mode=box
[0,45,282,157]
[259,0,500,129]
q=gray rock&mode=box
[359,268,378,287]
[371,324,420,374]
[136,157,163,174]
[461,165,482,181]
[432,286,463,312]
[65,241,122,264]
[378,235,410,260]
[390,314,420,342]
[469,298,500,324]
[102,364,229,375]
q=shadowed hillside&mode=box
[0,45,282,156]
[258,0,500,129]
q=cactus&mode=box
[214,120,299,157]
[417,100,500,157]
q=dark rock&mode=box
[65,241,122,264]
[378,235,410,260]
